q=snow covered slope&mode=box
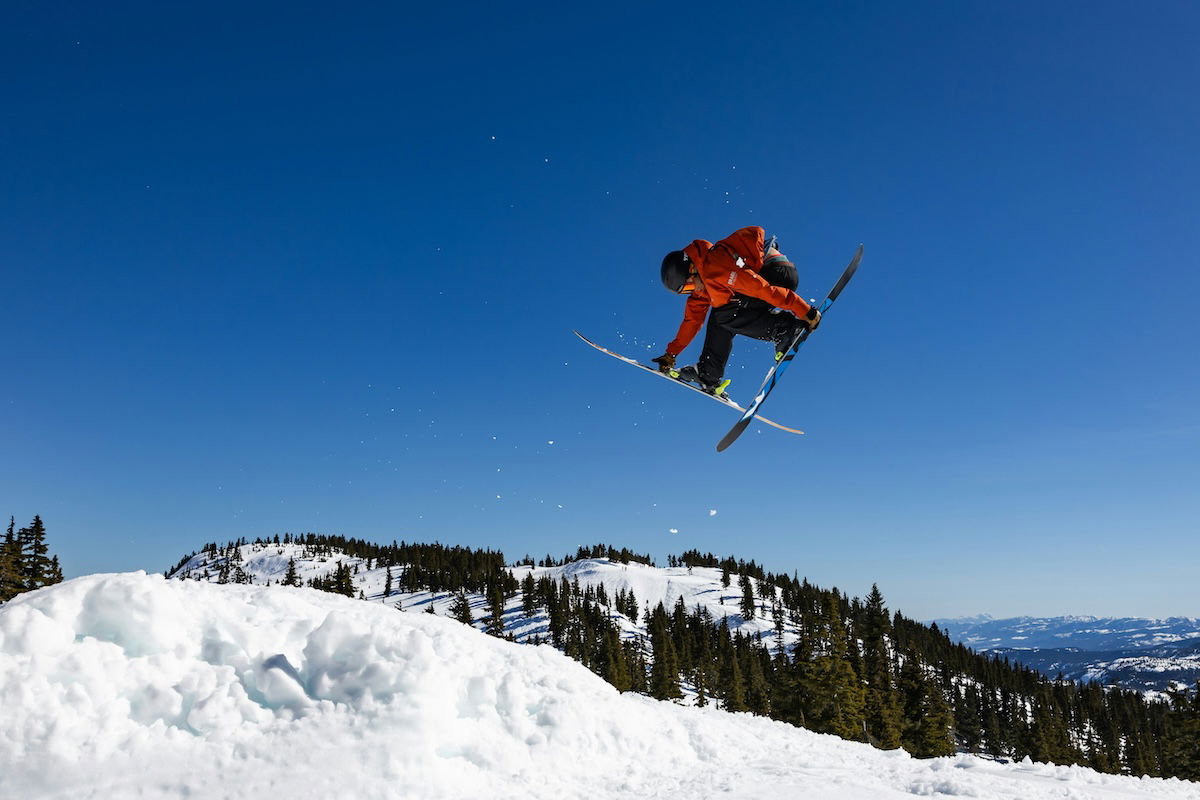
[3,572,1197,800]
[174,543,1200,695]
[172,542,787,642]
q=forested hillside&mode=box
[169,534,1200,781]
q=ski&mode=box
[573,331,804,436]
[716,244,863,452]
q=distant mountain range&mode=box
[932,615,1200,692]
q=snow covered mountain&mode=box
[933,616,1200,692]
[168,541,791,653]
[934,615,1200,651]
[172,541,1200,695]
[3,570,1197,799]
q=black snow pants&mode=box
[697,257,803,386]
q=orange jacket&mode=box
[665,226,813,356]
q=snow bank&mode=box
[2,573,1197,800]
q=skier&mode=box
[651,226,822,396]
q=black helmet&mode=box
[661,250,694,294]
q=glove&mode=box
[801,305,822,331]
[651,352,676,373]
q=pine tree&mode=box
[450,591,474,626]
[738,573,755,620]
[859,584,902,749]
[979,689,1005,757]
[18,516,51,590]
[899,659,955,757]
[283,557,300,587]
[521,572,537,616]
[914,680,957,757]
[0,517,23,602]
[743,645,772,716]
[1164,682,1200,780]
[331,562,355,596]
[384,566,393,597]
[803,595,866,740]
[45,555,63,586]
[722,640,748,712]
[602,625,632,692]
[648,604,682,700]
[485,583,506,637]
[955,685,983,753]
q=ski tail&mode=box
[716,244,863,452]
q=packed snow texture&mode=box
[3,573,1198,799]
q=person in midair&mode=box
[651,226,821,396]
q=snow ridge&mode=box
[3,571,1198,799]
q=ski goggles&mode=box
[677,267,699,295]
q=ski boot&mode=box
[672,365,732,399]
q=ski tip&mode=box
[716,417,753,452]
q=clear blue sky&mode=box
[3,1,1197,619]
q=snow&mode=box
[3,572,1198,800]
[935,613,1200,692]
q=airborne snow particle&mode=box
[709,509,717,517]
[668,528,679,534]
[547,440,554,445]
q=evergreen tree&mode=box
[955,685,983,753]
[743,644,772,716]
[450,591,474,626]
[521,572,537,616]
[283,557,300,587]
[716,622,747,712]
[1164,682,1200,780]
[859,584,902,749]
[981,690,1005,757]
[899,659,956,757]
[0,518,22,602]
[44,555,63,587]
[336,562,356,596]
[647,604,682,700]
[803,596,866,740]
[485,583,506,637]
[602,625,632,692]
[914,679,957,757]
[738,573,756,620]
[18,516,51,590]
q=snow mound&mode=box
[2,573,1197,800]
